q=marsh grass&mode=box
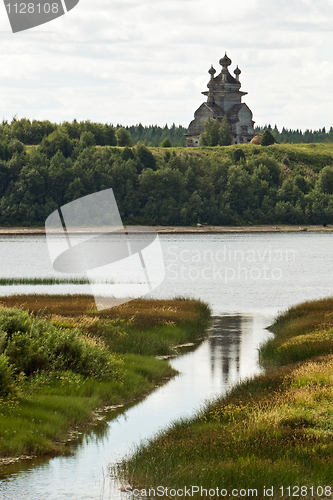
[118,298,333,498]
[0,277,90,286]
[0,295,210,357]
[0,295,210,458]
[260,297,333,366]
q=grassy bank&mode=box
[118,298,333,499]
[0,295,210,460]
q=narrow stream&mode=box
[0,313,274,500]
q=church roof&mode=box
[203,102,224,116]
[186,102,224,136]
[213,71,239,85]
[227,104,243,122]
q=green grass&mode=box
[0,295,210,459]
[259,297,333,366]
[150,142,333,173]
[93,320,206,356]
[0,355,174,457]
[117,298,333,499]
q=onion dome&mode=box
[234,65,241,81]
[234,65,241,76]
[208,65,216,78]
[219,52,232,67]
[207,66,215,102]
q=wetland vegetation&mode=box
[0,277,90,286]
[0,294,210,460]
[118,298,333,499]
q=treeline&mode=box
[124,123,186,147]
[255,125,333,144]
[2,138,333,226]
[3,117,333,148]
[0,117,186,148]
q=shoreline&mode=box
[0,373,176,467]
[0,224,332,235]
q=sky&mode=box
[1,0,333,130]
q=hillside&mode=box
[2,141,333,226]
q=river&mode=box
[0,232,332,499]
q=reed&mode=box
[0,295,210,357]
[259,297,333,366]
[0,277,90,285]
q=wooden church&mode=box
[185,53,255,147]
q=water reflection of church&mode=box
[208,315,247,385]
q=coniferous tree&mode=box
[161,137,172,147]
[219,116,232,146]
[261,130,276,146]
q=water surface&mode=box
[1,232,333,315]
[0,314,273,500]
[0,232,332,499]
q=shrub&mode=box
[0,308,32,339]
[0,353,14,394]
[6,330,50,375]
[231,148,246,163]
[261,130,276,146]
[0,308,122,380]
[161,137,172,147]
[121,146,135,161]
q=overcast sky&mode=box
[1,0,333,130]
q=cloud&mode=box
[0,0,333,128]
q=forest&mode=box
[1,117,333,226]
[255,124,333,144]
